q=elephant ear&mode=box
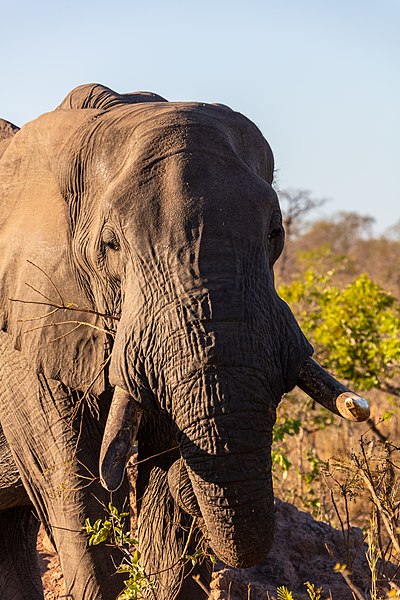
[0,108,110,395]
[56,83,167,111]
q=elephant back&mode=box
[0,119,19,160]
[0,119,19,142]
[56,83,168,112]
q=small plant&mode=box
[277,585,295,600]
[85,503,153,600]
[276,582,323,600]
[304,581,323,600]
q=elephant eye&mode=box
[267,215,284,268]
[268,227,283,240]
[101,226,120,252]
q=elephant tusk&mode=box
[99,386,142,492]
[296,357,370,422]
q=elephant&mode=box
[0,84,370,600]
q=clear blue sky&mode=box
[2,0,399,233]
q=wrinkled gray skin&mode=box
[0,85,312,599]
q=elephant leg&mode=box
[0,506,43,600]
[137,456,210,600]
[0,333,127,599]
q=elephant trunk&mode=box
[184,447,274,567]
[172,368,276,568]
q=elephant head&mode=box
[0,84,369,600]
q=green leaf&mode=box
[89,520,112,546]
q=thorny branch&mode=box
[9,260,119,322]
[11,297,120,322]
[26,259,64,303]
[323,436,400,597]
[9,259,119,327]
[23,320,114,340]
[357,440,400,557]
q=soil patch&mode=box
[37,527,65,599]
[210,499,373,599]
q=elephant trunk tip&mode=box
[210,529,274,569]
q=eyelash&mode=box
[101,226,120,252]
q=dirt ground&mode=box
[37,528,65,599]
[209,499,374,600]
[38,499,397,599]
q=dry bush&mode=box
[273,388,400,599]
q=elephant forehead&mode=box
[90,106,274,212]
[57,101,277,252]
[86,102,274,187]
[103,147,277,255]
